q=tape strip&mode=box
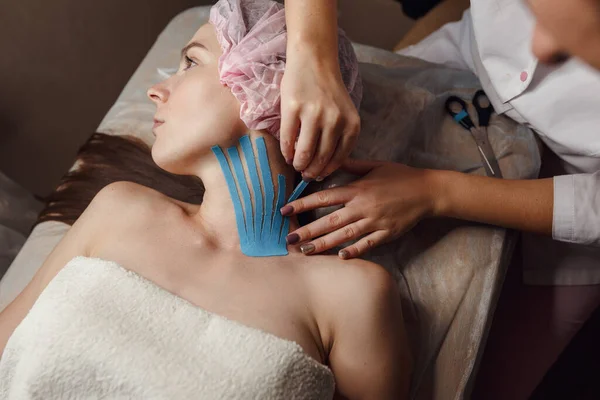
[211,146,248,246]
[256,137,275,242]
[212,135,289,257]
[228,147,255,240]
[240,136,263,242]
[271,174,286,243]
[288,179,309,203]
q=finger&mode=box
[301,126,338,180]
[280,186,353,216]
[293,116,320,172]
[340,158,385,176]
[318,115,361,178]
[286,207,361,245]
[339,230,390,259]
[316,137,345,181]
[299,219,373,255]
[279,104,301,164]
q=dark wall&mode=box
[0,0,215,196]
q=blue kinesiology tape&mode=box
[211,135,290,257]
[256,138,275,242]
[227,147,255,241]
[212,146,248,244]
[271,174,286,244]
[240,136,263,242]
[288,179,309,203]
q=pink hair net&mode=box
[209,0,363,139]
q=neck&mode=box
[193,130,299,254]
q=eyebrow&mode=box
[180,41,207,59]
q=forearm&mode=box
[284,0,339,64]
[433,170,554,235]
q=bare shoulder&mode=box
[338,258,395,288]
[308,256,398,303]
[330,258,400,321]
[88,181,185,225]
[305,255,402,341]
[93,181,175,213]
[0,184,176,355]
[0,181,189,356]
[307,256,411,399]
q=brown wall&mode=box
[0,0,411,197]
[0,0,214,196]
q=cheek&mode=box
[191,80,247,140]
[151,74,247,172]
[180,77,241,127]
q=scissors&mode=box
[445,90,503,178]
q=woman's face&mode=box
[529,0,600,69]
[147,23,247,175]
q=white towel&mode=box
[0,256,335,399]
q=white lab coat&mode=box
[398,1,600,285]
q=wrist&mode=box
[287,34,339,62]
[285,0,339,59]
[425,169,458,218]
[286,49,342,79]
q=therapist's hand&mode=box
[281,159,442,259]
[280,49,361,181]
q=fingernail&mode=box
[300,243,315,255]
[286,233,300,245]
[302,176,313,183]
[316,176,324,182]
[280,205,293,216]
[339,250,350,260]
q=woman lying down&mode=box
[0,1,412,399]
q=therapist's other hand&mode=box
[280,50,360,181]
[281,159,441,259]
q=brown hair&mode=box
[37,133,204,226]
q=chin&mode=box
[150,143,183,175]
[151,140,209,177]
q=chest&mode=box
[1,258,335,400]
[92,223,326,362]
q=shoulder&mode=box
[331,258,400,319]
[310,257,411,398]
[313,257,398,305]
[340,258,395,289]
[307,256,401,338]
[78,181,186,242]
[93,181,168,207]
[88,181,181,221]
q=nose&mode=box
[531,23,568,65]
[147,81,169,104]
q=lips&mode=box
[153,118,164,131]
